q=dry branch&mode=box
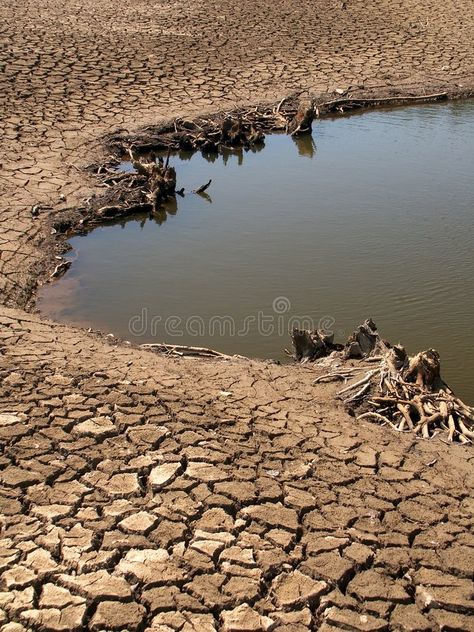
[140,343,232,359]
[194,179,212,194]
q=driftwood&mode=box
[194,179,212,194]
[292,319,473,444]
[129,149,176,211]
[48,90,456,241]
[287,99,315,136]
[50,260,71,278]
[140,343,232,359]
[340,346,474,444]
[104,97,303,160]
[317,92,448,116]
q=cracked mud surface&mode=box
[1,0,474,629]
[0,309,473,631]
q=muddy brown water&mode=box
[39,101,474,403]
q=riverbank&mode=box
[1,306,473,631]
[1,0,474,629]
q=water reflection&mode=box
[201,144,266,166]
[118,135,282,173]
[150,197,178,225]
[196,191,213,204]
[292,134,317,159]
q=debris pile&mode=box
[104,95,310,157]
[292,319,474,443]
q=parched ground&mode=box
[1,0,474,630]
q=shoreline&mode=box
[27,91,474,425]
[11,85,474,314]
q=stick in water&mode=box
[194,179,212,194]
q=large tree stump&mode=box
[344,318,385,359]
[291,328,335,362]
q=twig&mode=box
[344,381,371,403]
[338,369,379,395]
[320,92,448,111]
[140,342,231,358]
[194,179,212,194]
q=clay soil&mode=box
[0,0,473,630]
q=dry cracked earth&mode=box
[1,0,474,630]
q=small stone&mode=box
[221,604,275,631]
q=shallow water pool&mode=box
[39,101,474,403]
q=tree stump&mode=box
[288,99,315,136]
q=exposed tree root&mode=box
[291,319,473,444]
